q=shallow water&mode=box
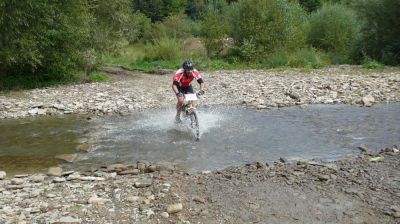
[0,103,399,174]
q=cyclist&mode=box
[172,59,205,123]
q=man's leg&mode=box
[175,94,184,123]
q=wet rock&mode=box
[137,160,150,171]
[62,171,75,176]
[118,169,140,175]
[145,165,157,173]
[360,95,375,107]
[76,144,93,153]
[156,161,175,171]
[55,154,80,163]
[279,157,288,163]
[167,203,183,214]
[14,174,29,178]
[0,171,6,180]
[134,177,153,188]
[48,167,63,177]
[358,145,374,155]
[106,164,127,172]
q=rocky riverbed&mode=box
[0,147,399,223]
[1,65,400,223]
[0,65,399,119]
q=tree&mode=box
[230,0,307,59]
[353,0,400,64]
[132,0,186,22]
[307,3,360,55]
[200,7,230,57]
[0,0,92,78]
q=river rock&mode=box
[53,177,66,183]
[0,171,6,180]
[88,196,110,204]
[14,174,29,178]
[55,154,80,163]
[167,203,183,214]
[137,160,150,171]
[48,167,63,176]
[11,178,25,185]
[106,164,127,172]
[360,95,375,107]
[160,212,169,218]
[76,144,93,153]
[78,176,105,181]
[145,165,157,173]
[134,178,153,188]
[156,161,175,171]
[53,216,82,224]
[118,169,140,175]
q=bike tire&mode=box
[189,111,200,140]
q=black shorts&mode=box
[178,85,194,94]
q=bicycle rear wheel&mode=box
[189,111,200,140]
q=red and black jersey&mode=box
[172,68,203,87]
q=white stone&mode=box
[48,167,63,176]
[88,196,110,204]
[0,171,6,180]
[167,203,183,214]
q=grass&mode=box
[88,72,108,82]
[0,71,109,91]
[362,60,384,69]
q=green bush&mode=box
[362,60,384,69]
[352,0,400,65]
[200,8,230,57]
[132,0,185,22]
[287,48,327,68]
[307,3,360,55]
[89,72,109,82]
[143,37,183,61]
[143,13,192,43]
[266,52,289,68]
[230,0,307,60]
[0,0,92,81]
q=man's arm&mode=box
[172,83,179,95]
[199,82,205,91]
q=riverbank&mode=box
[1,65,400,223]
[0,147,399,223]
[1,65,399,119]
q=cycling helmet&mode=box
[182,59,194,72]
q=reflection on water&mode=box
[0,115,89,174]
[0,103,399,174]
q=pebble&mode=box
[48,167,63,177]
[0,171,6,180]
[134,178,153,188]
[160,212,169,218]
[167,203,183,214]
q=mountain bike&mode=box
[181,93,200,141]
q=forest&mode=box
[0,0,399,89]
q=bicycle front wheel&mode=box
[189,111,200,140]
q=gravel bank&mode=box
[0,148,399,223]
[1,65,399,119]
